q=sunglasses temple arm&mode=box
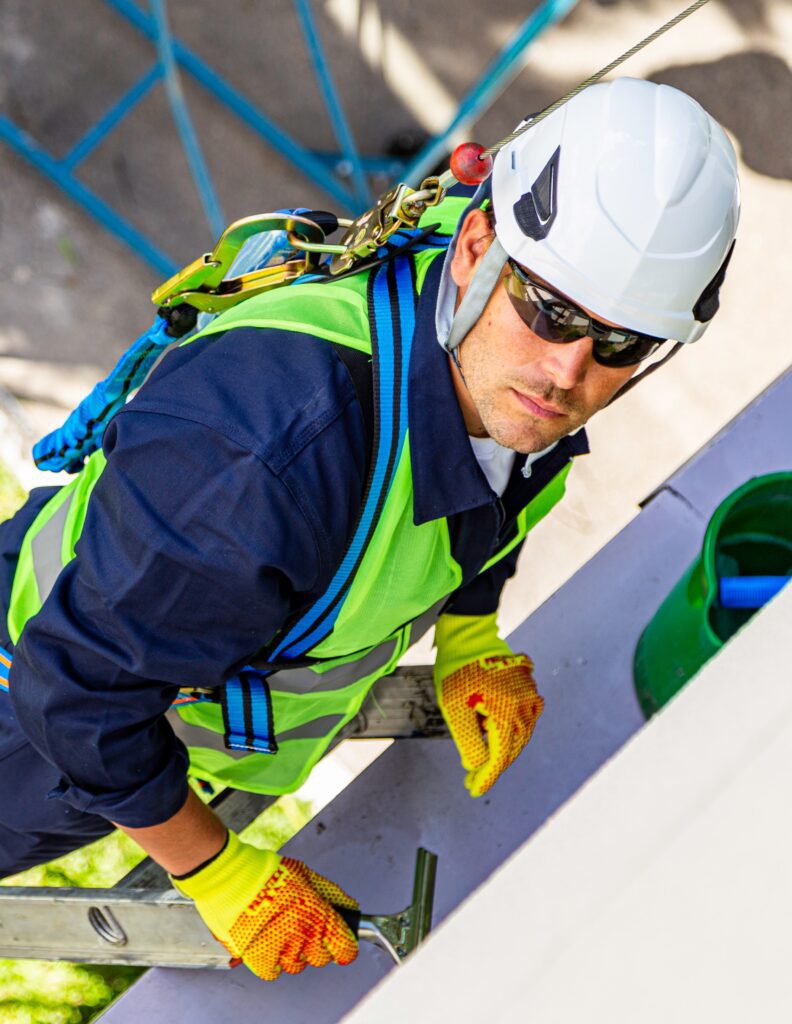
[606,342,684,405]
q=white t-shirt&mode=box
[468,435,516,496]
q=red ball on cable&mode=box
[449,142,493,186]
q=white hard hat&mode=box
[446,78,740,352]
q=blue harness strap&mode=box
[217,256,421,754]
[0,641,230,723]
[220,667,278,754]
[269,255,418,661]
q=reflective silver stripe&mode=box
[268,598,447,696]
[167,709,247,761]
[268,637,399,695]
[167,710,344,753]
[30,494,74,606]
[277,715,346,742]
[406,598,446,647]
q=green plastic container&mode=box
[634,472,792,717]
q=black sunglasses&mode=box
[504,260,667,367]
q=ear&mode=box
[450,209,495,290]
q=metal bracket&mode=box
[358,848,438,965]
[329,177,444,275]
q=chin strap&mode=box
[446,237,509,353]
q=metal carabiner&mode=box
[152,213,329,315]
[329,177,445,276]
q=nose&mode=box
[538,336,594,390]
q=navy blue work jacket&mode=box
[4,253,588,828]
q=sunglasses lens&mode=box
[592,334,663,367]
[504,270,589,343]
[505,262,665,367]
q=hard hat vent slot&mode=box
[512,146,560,242]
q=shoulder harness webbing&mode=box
[217,254,419,753]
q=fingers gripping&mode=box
[176,836,360,981]
[303,864,359,964]
[440,655,544,796]
[464,710,516,797]
[446,695,490,771]
[306,865,359,910]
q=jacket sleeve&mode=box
[9,409,332,828]
[442,540,525,618]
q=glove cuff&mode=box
[171,830,281,905]
[434,612,512,684]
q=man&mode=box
[0,78,739,980]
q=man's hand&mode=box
[434,612,544,797]
[171,830,359,980]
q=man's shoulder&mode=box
[119,324,366,473]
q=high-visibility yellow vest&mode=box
[6,199,574,795]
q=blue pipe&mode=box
[718,576,789,609]
[401,0,580,186]
[310,151,404,176]
[104,0,357,212]
[0,114,177,277]
[294,0,371,208]
[149,0,225,238]
[63,63,162,170]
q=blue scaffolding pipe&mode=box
[62,63,162,171]
[0,113,177,277]
[401,0,579,186]
[310,151,404,177]
[294,0,371,209]
[0,0,580,276]
[149,0,225,237]
[105,0,357,213]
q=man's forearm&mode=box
[113,787,228,876]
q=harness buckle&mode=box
[329,177,446,276]
[399,176,444,218]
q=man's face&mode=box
[449,210,637,454]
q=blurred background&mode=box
[0,1,789,1019]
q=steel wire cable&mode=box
[483,0,713,159]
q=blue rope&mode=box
[33,318,173,473]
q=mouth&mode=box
[512,389,566,420]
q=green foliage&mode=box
[1,831,147,892]
[239,794,313,851]
[0,960,141,1024]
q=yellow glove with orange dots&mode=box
[434,612,545,797]
[171,830,359,980]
